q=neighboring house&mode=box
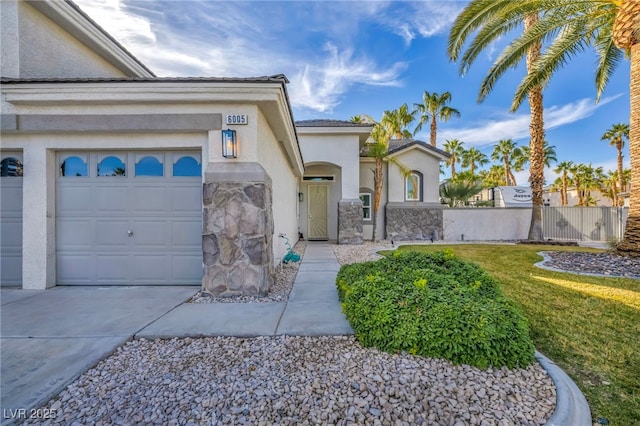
[0,0,447,294]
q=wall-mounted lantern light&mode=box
[298,192,304,202]
[221,129,237,158]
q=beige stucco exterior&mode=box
[1,0,152,78]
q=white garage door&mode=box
[0,153,23,287]
[56,151,202,285]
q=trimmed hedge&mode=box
[336,250,535,369]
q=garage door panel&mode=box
[171,185,201,212]
[172,220,202,247]
[1,253,22,286]
[57,254,95,283]
[0,185,22,217]
[95,185,129,212]
[133,255,170,282]
[56,185,92,214]
[1,218,22,250]
[173,255,202,283]
[132,220,167,246]
[133,185,167,213]
[57,219,93,249]
[96,255,130,281]
[95,220,130,246]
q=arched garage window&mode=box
[405,171,423,201]
[98,155,126,177]
[135,155,163,177]
[1,157,23,177]
[173,155,201,177]
[59,155,88,177]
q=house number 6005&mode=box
[225,114,248,125]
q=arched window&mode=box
[173,156,201,177]
[0,157,23,177]
[405,171,423,201]
[59,156,87,177]
[98,156,126,177]
[135,155,163,177]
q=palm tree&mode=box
[439,180,483,207]
[451,0,639,254]
[519,141,558,169]
[413,91,461,147]
[350,114,376,124]
[382,103,415,140]
[491,139,521,186]
[363,112,412,242]
[443,139,465,180]
[461,147,489,176]
[479,165,508,188]
[601,123,630,206]
[448,1,547,240]
[603,170,620,206]
[554,161,574,206]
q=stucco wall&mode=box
[298,133,360,199]
[442,208,532,241]
[256,109,299,263]
[387,148,441,204]
[5,1,127,78]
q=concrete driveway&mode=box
[0,286,198,422]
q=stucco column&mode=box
[22,146,56,289]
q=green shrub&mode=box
[336,250,535,369]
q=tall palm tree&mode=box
[491,139,521,186]
[554,161,574,206]
[448,1,547,240]
[382,103,415,140]
[461,147,489,175]
[601,123,630,206]
[413,91,461,147]
[451,0,638,254]
[443,139,465,180]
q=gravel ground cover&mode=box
[539,251,640,278]
[28,336,555,426]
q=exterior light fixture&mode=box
[298,192,304,202]
[221,129,237,158]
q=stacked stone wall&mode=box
[386,204,443,241]
[338,200,364,245]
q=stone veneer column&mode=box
[202,162,274,296]
[385,203,444,241]
[338,199,364,245]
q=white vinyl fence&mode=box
[542,207,628,242]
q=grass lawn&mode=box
[391,244,640,426]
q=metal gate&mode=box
[542,207,628,242]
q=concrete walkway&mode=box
[0,243,350,420]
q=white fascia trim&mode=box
[26,0,154,77]
[1,82,286,105]
[388,144,449,162]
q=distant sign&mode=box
[225,114,248,125]
[495,186,532,207]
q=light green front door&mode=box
[308,185,328,240]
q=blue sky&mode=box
[75,0,631,184]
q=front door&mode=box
[308,185,328,240]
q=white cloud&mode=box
[74,0,408,113]
[438,95,623,146]
[289,43,406,112]
[383,2,464,45]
